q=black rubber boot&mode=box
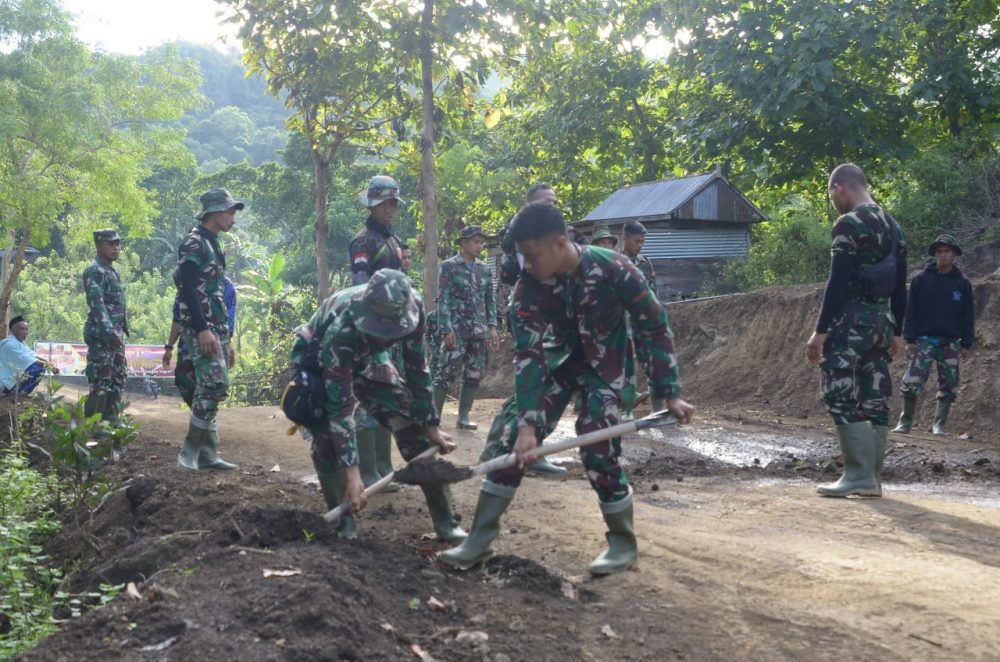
[420,484,467,543]
[589,491,638,576]
[198,423,238,471]
[437,482,513,569]
[457,385,478,430]
[817,422,881,497]
[892,393,917,433]
[932,399,952,436]
[356,428,381,487]
[84,393,105,421]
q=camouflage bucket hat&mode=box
[359,175,403,208]
[928,234,962,256]
[93,228,121,243]
[459,225,487,241]
[351,269,420,341]
[592,229,618,246]
[196,188,246,220]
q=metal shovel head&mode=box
[393,457,474,486]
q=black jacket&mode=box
[902,262,975,347]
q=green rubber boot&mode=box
[372,426,400,492]
[651,398,666,412]
[527,456,567,475]
[104,392,124,461]
[420,484,467,543]
[317,469,358,540]
[457,385,478,430]
[873,424,888,487]
[892,393,917,433]
[198,423,238,471]
[932,399,952,436]
[817,421,881,497]
[177,422,205,471]
[356,428,382,487]
[433,385,448,419]
[588,491,638,576]
[438,482,513,570]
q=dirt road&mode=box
[26,388,1000,660]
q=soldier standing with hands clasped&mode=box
[433,225,499,429]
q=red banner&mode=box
[34,341,175,378]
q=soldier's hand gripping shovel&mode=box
[322,445,439,526]
[393,410,680,487]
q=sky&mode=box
[60,0,239,54]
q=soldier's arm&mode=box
[483,263,497,328]
[814,219,858,333]
[511,278,550,429]
[349,236,373,285]
[320,328,361,469]
[83,267,117,343]
[401,324,439,427]
[616,259,681,402]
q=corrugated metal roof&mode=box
[582,174,715,223]
[643,227,748,259]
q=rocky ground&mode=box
[15,384,1000,661]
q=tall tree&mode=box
[0,1,199,330]
[223,0,400,303]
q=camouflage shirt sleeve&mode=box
[320,324,361,468]
[349,234,375,285]
[83,265,119,343]
[437,258,456,336]
[510,276,551,429]
[617,260,681,401]
[401,322,439,427]
[482,262,497,327]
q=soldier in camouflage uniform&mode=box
[806,164,907,498]
[892,234,974,436]
[83,228,129,454]
[175,188,242,472]
[432,226,499,430]
[592,228,618,249]
[620,221,661,409]
[349,176,407,487]
[439,202,695,576]
[291,269,466,541]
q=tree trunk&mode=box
[0,229,32,335]
[310,142,331,304]
[420,0,439,311]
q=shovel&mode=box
[322,444,440,526]
[394,409,679,487]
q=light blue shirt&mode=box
[0,335,40,390]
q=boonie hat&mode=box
[459,225,488,241]
[351,269,420,341]
[360,176,403,208]
[196,188,245,220]
[592,229,618,247]
[928,234,962,256]
[93,228,121,243]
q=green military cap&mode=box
[195,188,245,220]
[459,225,488,241]
[93,228,121,243]
[928,234,962,256]
[592,229,618,247]
[351,269,420,341]
[359,175,403,208]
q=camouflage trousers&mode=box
[433,336,487,390]
[85,338,126,398]
[180,327,229,424]
[628,318,654,392]
[174,342,195,407]
[482,361,632,504]
[308,377,435,471]
[820,308,894,426]
[900,338,960,401]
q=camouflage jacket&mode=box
[349,217,404,285]
[628,253,657,296]
[437,254,497,339]
[511,246,681,428]
[291,285,437,456]
[175,226,228,334]
[83,257,128,344]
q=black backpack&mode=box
[856,209,900,299]
[280,316,335,427]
